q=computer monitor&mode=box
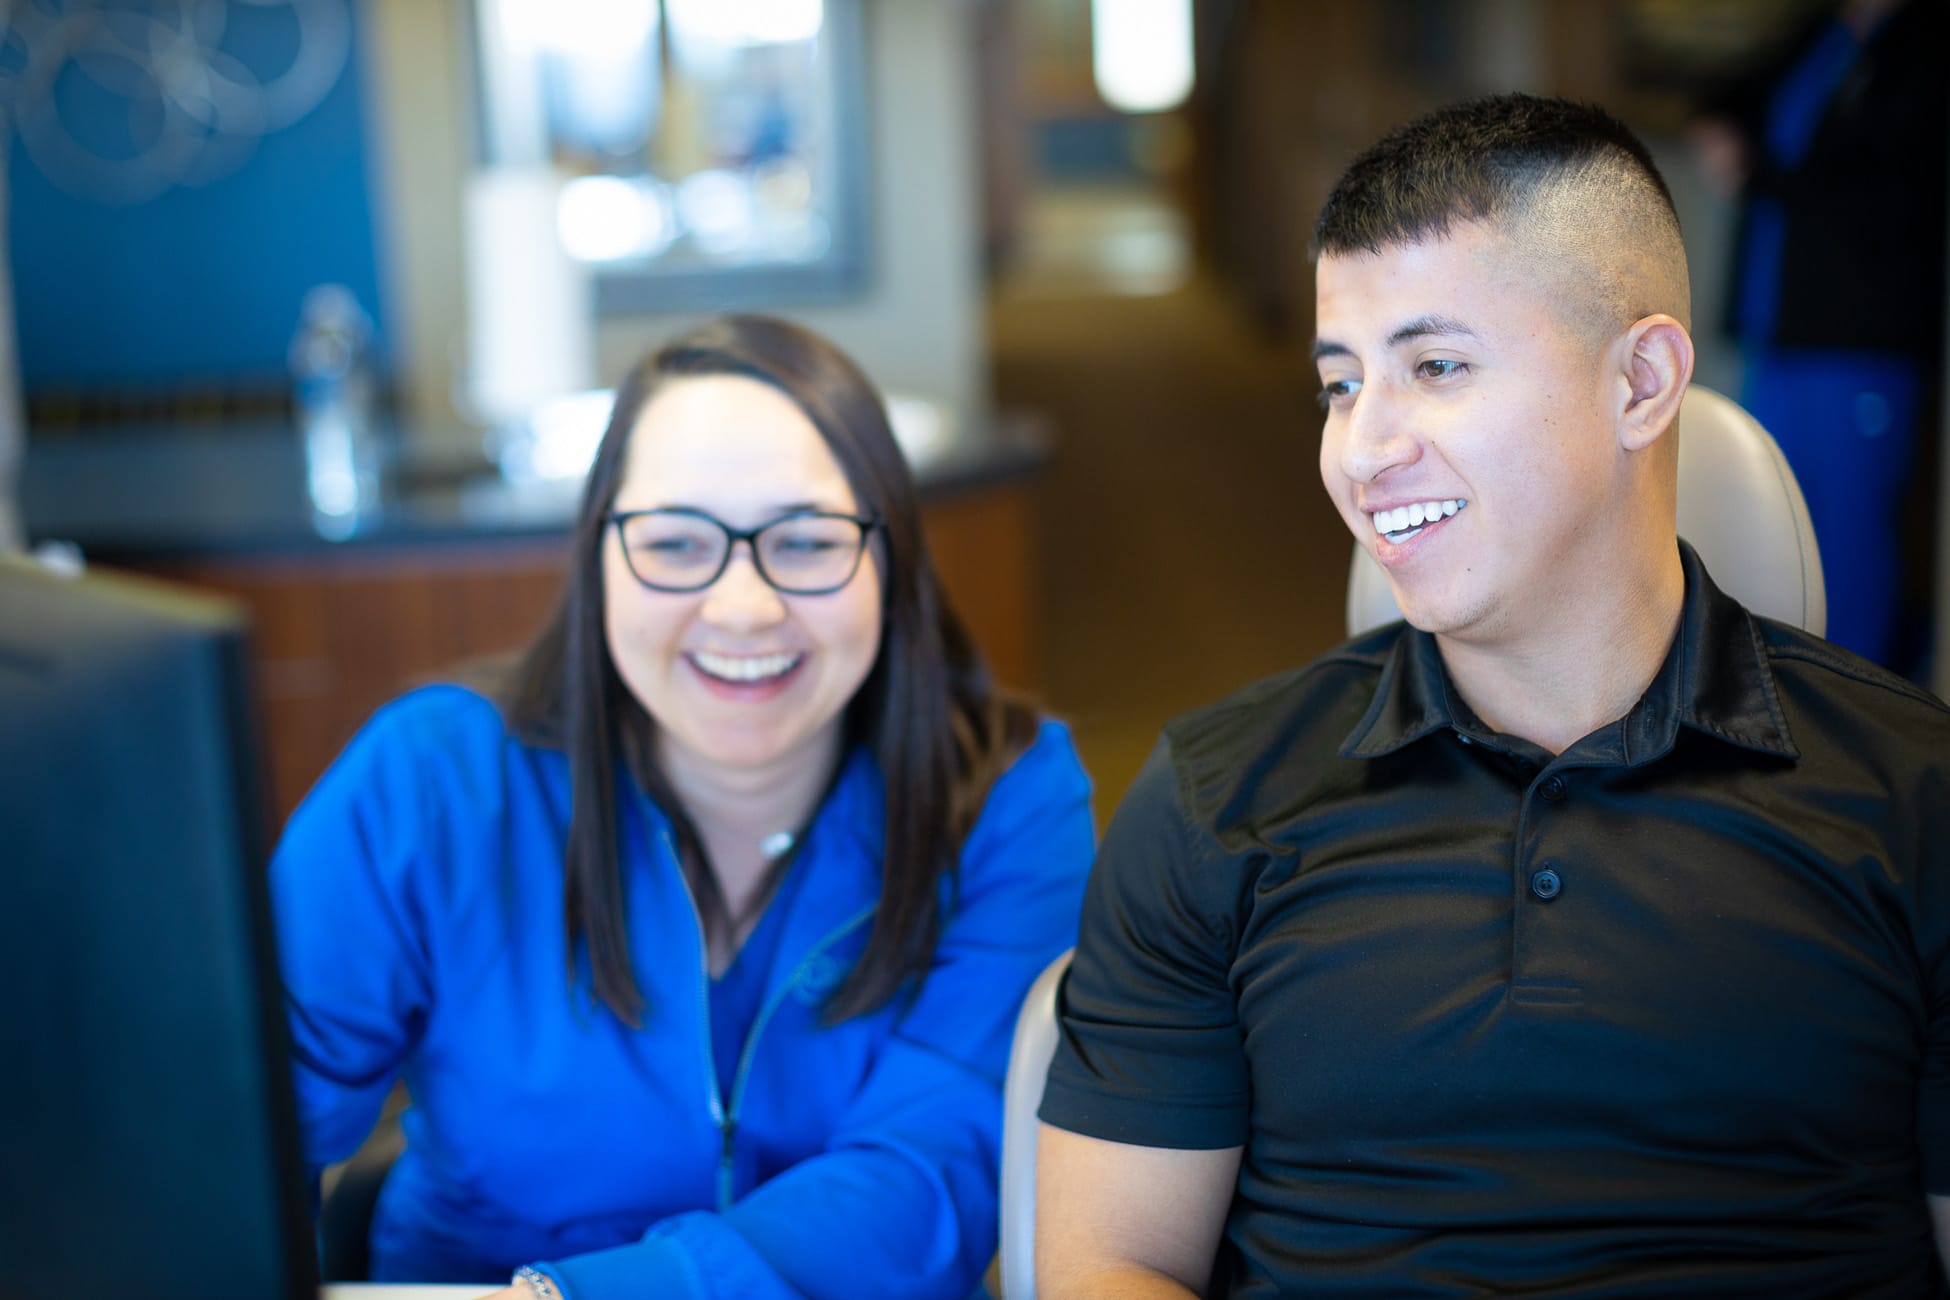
[0,558,318,1300]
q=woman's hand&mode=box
[472,1285,539,1300]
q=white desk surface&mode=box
[322,1287,497,1299]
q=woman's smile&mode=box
[684,649,810,698]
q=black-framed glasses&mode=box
[608,507,881,595]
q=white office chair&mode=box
[996,387,1824,1300]
[999,948,1072,1300]
[1345,384,1826,637]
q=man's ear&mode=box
[1616,314,1694,453]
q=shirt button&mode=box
[1530,867,1563,901]
[1540,776,1566,802]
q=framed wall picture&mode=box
[472,0,871,313]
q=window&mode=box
[473,0,870,312]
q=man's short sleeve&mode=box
[1039,734,1249,1149]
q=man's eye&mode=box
[1317,378,1361,409]
[1417,359,1467,379]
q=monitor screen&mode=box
[0,559,317,1300]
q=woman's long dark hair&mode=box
[501,315,1037,1026]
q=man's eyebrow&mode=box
[1386,314,1478,348]
[1313,315,1481,364]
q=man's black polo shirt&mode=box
[1042,544,1950,1297]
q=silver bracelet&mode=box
[513,1264,563,1299]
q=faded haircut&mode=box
[1312,93,1690,336]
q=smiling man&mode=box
[1035,94,1950,1298]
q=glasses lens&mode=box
[756,515,866,592]
[618,512,728,588]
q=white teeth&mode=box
[1370,499,1464,539]
[692,651,802,682]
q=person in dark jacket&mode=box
[1695,0,1947,671]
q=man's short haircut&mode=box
[1312,93,1689,335]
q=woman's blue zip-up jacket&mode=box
[271,684,1095,1298]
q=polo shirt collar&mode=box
[1339,540,1798,764]
[1338,620,1453,759]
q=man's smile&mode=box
[1369,498,1466,544]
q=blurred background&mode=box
[4,0,1945,826]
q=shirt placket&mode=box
[1508,759,1586,1007]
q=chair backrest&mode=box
[1344,384,1826,637]
[998,948,1073,1300]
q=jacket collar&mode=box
[1340,540,1797,765]
[759,745,885,1002]
[662,742,882,900]
[796,743,886,911]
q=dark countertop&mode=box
[22,410,1048,562]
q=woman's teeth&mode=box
[692,651,803,682]
[1372,498,1464,541]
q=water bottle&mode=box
[290,284,379,539]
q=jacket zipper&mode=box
[719,901,878,1209]
[662,831,733,1202]
[662,828,879,1212]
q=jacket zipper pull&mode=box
[717,1115,738,1209]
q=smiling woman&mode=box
[600,375,884,800]
[268,315,1095,1299]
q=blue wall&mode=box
[8,3,392,394]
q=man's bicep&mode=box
[1033,735,1248,1297]
[1035,1123,1241,1298]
